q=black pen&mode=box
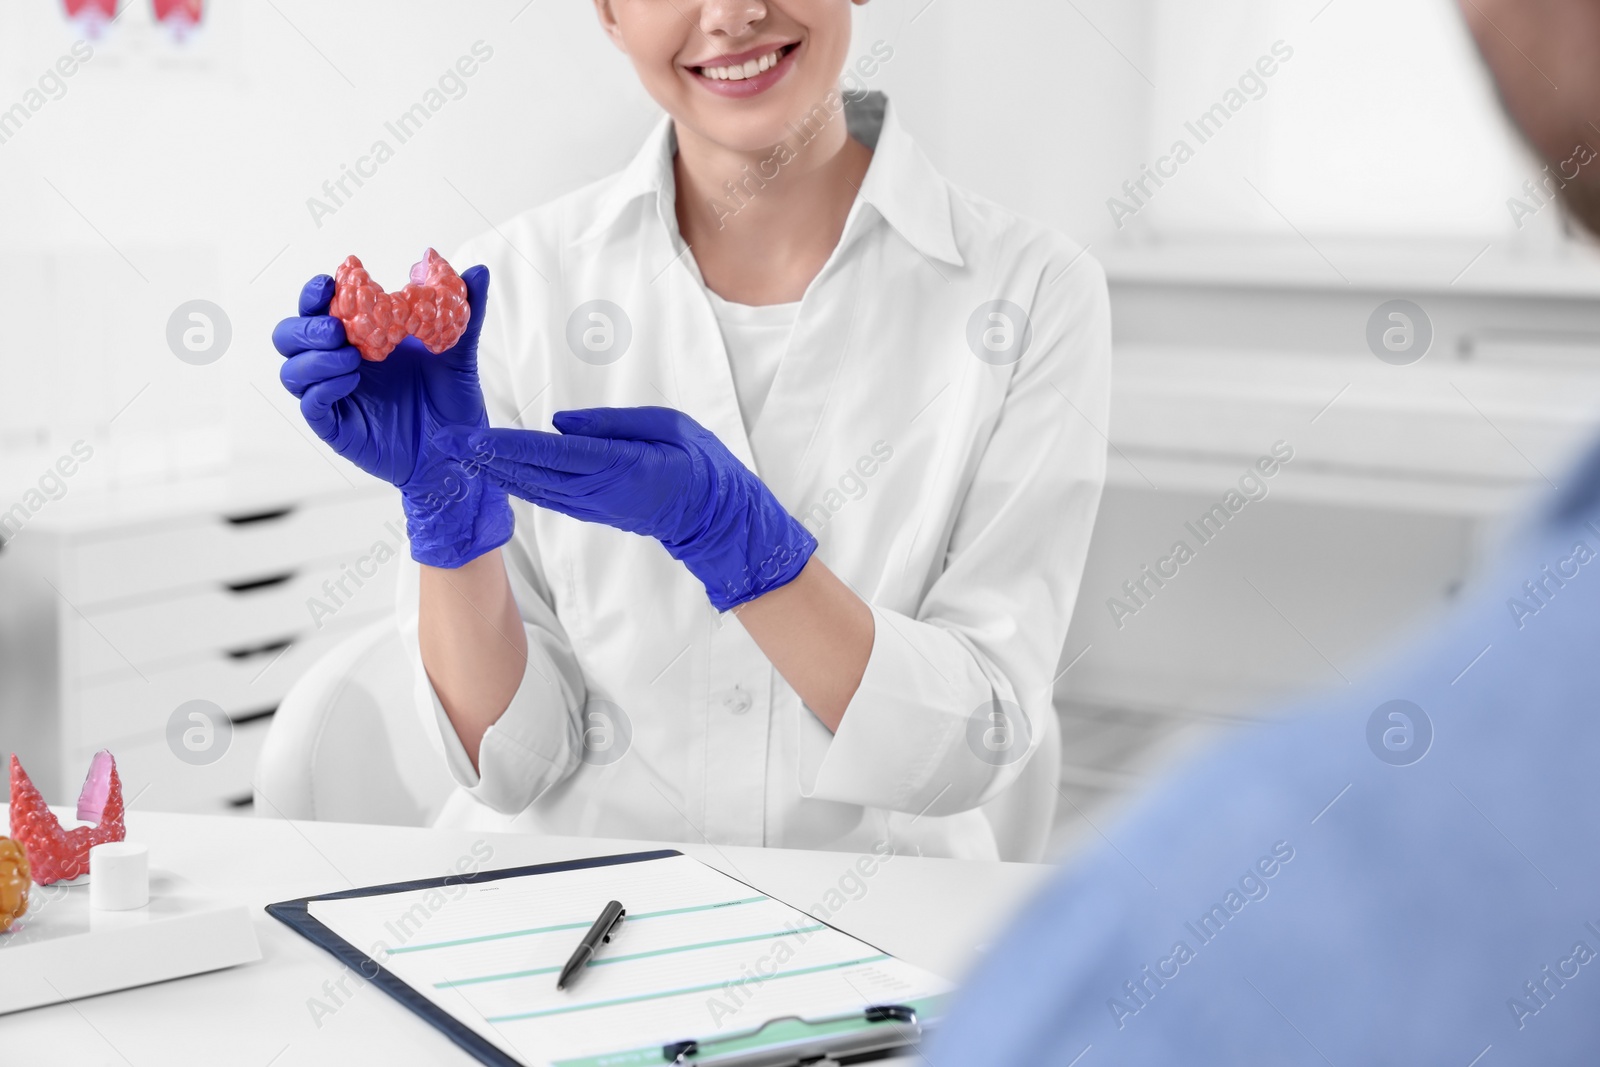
[556,899,626,991]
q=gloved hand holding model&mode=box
[269,261,513,569]
[436,408,817,611]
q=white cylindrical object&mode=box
[89,842,149,911]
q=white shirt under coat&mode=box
[395,92,1111,860]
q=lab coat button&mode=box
[722,687,753,714]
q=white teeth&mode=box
[699,47,785,81]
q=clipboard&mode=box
[266,848,949,1067]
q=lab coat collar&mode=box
[572,114,678,244]
[845,92,965,268]
[574,91,964,268]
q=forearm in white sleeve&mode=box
[394,536,587,815]
[803,253,1112,817]
[387,234,588,814]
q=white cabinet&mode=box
[1047,249,1600,853]
[0,466,403,813]
[1102,247,1600,515]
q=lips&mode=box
[685,41,800,98]
[690,42,798,81]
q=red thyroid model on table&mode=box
[9,750,126,886]
[329,248,471,362]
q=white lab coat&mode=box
[397,93,1110,860]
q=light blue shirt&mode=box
[930,440,1600,1064]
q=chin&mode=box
[684,98,820,153]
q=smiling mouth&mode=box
[691,43,799,82]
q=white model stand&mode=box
[0,869,261,1014]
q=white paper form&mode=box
[306,853,950,1067]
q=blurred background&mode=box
[2,0,1598,856]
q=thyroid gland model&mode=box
[9,751,126,885]
[330,248,471,362]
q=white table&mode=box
[0,810,1048,1064]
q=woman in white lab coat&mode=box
[273,0,1110,861]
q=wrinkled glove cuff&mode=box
[670,476,818,612]
[401,473,515,570]
[714,518,817,612]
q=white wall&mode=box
[1126,0,1541,242]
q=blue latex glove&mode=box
[269,267,513,568]
[436,408,816,611]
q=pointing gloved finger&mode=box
[279,346,362,399]
[272,313,348,356]
[441,426,634,475]
[470,458,595,497]
[474,463,565,508]
[298,370,362,435]
[298,274,336,317]
[553,406,696,442]
[472,462,523,495]
[462,453,595,501]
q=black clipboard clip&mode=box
[662,1004,919,1066]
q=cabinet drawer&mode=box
[86,716,272,815]
[70,558,399,679]
[65,491,402,605]
[72,615,378,749]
